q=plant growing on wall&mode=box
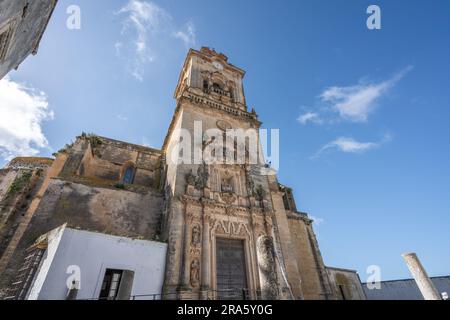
[6,171,32,198]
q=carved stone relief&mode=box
[191,224,201,246]
[190,258,200,287]
[257,236,280,299]
[185,163,209,191]
[189,224,202,256]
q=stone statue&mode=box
[190,259,200,287]
[195,163,209,190]
[221,177,233,193]
[185,170,196,186]
[246,176,255,196]
[254,184,266,201]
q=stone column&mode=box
[402,252,441,300]
[200,212,211,299]
[162,200,184,299]
[181,209,192,290]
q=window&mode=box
[122,166,135,184]
[212,82,226,95]
[99,269,123,300]
[203,79,209,92]
[99,269,135,300]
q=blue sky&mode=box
[1,0,449,281]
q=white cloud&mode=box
[312,134,391,159]
[0,77,53,161]
[116,0,196,81]
[299,66,413,124]
[173,21,196,47]
[116,114,128,121]
[114,42,123,56]
[297,112,322,125]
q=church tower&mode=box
[161,47,332,300]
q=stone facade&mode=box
[326,267,366,300]
[0,0,58,79]
[0,47,343,300]
[0,137,164,299]
[159,47,335,300]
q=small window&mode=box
[203,79,209,91]
[122,166,135,184]
[99,269,123,300]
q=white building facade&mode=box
[26,225,167,300]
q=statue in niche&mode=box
[185,170,196,186]
[190,259,200,287]
[195,163,209,190]
[254,184,266,201]
[221,176,233,193]
[246,176,255,196]
[191,224,201,246]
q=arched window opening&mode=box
[203,79,209,92]
[212,82,225,95]
[122,166,135,184]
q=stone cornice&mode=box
[286,211,313,224]
[182,91,261,125]
[162,91,262,152]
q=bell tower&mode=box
[174,47,247,111]
[161,47,305,300]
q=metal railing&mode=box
[88,288,264,301]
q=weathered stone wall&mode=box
[0,159,53,260]
[0,135,165,298]
[30,178,163,239]
[287,213,333,300]
[0,178,164,298]
[268,186,304,299]
[0,0,57,79]
[78,136,163,189]
[326,267,366,300]
[0,169,18,201]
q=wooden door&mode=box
[216,238,248,299]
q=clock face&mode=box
[212,61,223,70]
